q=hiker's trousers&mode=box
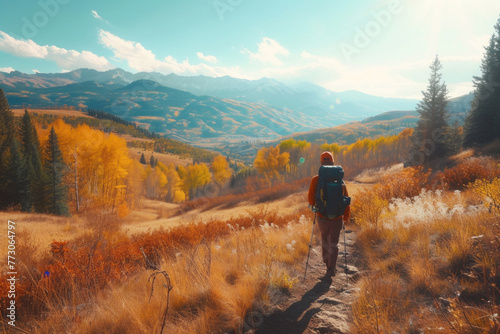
[317,215,343,270]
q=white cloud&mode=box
[253,51,348,86]
[0,66,14,73]
[252,48,477,98]
[0,31,47,58]
[98,30,155,71]
[98,30,243,77]
[92,10,102,20]
[92,10,103,20]
[91,10,110,25]
[243,37,290,66]
[0,31,114,72]
[197,52,217,64]
[32,69,39,73]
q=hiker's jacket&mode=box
[308,175,350,221]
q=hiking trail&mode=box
[249,227,361,334]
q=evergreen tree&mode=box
[0,89,20,209]
[140,153,146,164]
[0,89,14,153]
[464,18,500,148]
[4,139,30,211]
[19,110,46,212]
[45,127,69,216]
[150,154,155,168]
[409,56,450,166]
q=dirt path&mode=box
[250,227,361,334]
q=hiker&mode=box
[308,151,350,279]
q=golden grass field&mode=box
[128,149,192,168]
[0,182,369,255]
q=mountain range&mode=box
[0,68,471,146]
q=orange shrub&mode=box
[0,208,306,326]
[435,157,498,190]
[377,166,430,200]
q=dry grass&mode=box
[128,148,192,168]
[0,211,86,263]
[10,206,313,333]
[351,167,500,333]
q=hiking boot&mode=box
[320,274,332,282]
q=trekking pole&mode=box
[343,220,348,285]
[303,208,317,282]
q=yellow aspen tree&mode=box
[211,155,232,185]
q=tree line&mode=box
[0,90,68,215]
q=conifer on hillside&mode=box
[409,56,450,166]
[45,127,69,216]
[20,110,46,212]
[464,17,500,149]
[5,139,30,211]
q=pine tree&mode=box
[140,153,146,164]
[409,56,450,166]
[20,110,46,212]
[464,18,500,149]
[150,154,155,168]
[0,89,21,209]
[4,139,30,211]
[45,127,69,216]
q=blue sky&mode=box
[0,0,499,98]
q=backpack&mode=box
[315,165,351,219]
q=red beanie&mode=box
[320,151,334,165]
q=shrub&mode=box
[377,166,430,200]
[469,176,500,215]
[436,157,498,190]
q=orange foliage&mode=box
[253,145,290,183]
[48,119,134,212]
[211,155,232,185]
[435,157,499,190]
[0,208,307,324]
[376,166,430,200]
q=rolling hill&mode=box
[2,78,322,145]
[1,69,474,150]
[0,69,421,142]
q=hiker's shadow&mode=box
[255,280,332,334]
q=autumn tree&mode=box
[253,145,290,184]
[211,155,232,185]
[157,162,185,202]
[50,120,132,212]
[279,139,311,178]
[45,127,69,216]
[182,163,211,199]
[409,56,450,165]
